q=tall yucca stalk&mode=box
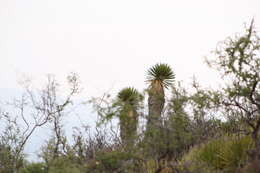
[116,87,143,147]
[146,63,175,130]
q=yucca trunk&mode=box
[145,63,174,158]
[147,84,165,130]
[145,84,165,157]
[120,108,138,148]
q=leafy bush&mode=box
[47,156,85,173]
[87,151,142,173]
[21,162,46,173]
[0,145,15,173]
[0,144,24,173]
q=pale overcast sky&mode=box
[1,0,260,96]
[1,0,260,160]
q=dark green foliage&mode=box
[87,151,141,173]
[47,157,85,173]
[0,121,25,173]
[166,113,193,158]
[21,163,46,173]
[159,83,193,159]
[0,144,16,173]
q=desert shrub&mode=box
[87,150,142,173]
[0,145,15,173]
[47,156,85,173]
[181,136,254,173]
[21,162,46,173]
[0,144,24,173]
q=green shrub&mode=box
[21,163,46,173]
[87,151,141,173]
[181,136,254,173]
[48,156,85,173]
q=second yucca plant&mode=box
[116,87,143,148]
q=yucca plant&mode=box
[146,63,175,130]
[116,87,143,148]
[143,63,175,158]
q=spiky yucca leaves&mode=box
[118,87,142,107]
[146,63,175,129]
[116,87,143,148]
[147,63,175,89]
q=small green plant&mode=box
[182,135,254,172]
[87,151,141,173]
[21,163,46,173]
[47,157,85,173]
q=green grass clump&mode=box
[181,135,254,173]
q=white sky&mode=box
[1,0,260,96]
[1,0,260,161]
